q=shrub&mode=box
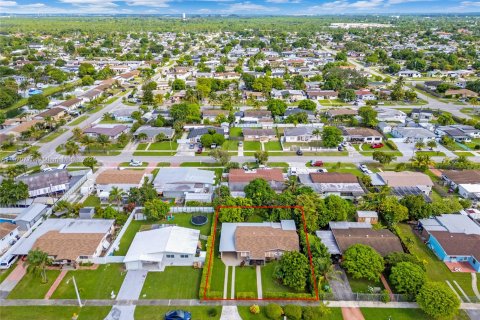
[381,289,391,303]
[249,304,260,314]
[416,282,460,319]
[302,305,331,320]
[265,303,283,320]
[283,305,302,320]
[386,140,398,150]
[207,308,218,317]
[236,292,256,299]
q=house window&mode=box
[180,254,189,258]
[166,254,174,258]
[240,252,248,257]
[79,256,89,259]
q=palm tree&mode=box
[65,141,79,157]
[469,97,479,114]
[109,186,125,212]
[415,141,425,150]
[284,176,299,193]
[72,127,83,140]
[30,150,42,164]
[25,249,52,284]
[427,140,437,150]
[410,153,435,171]
[96,134,110,153]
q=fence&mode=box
[170,207,214,213]
[92,256,125,264]
[321,292,410,302]
[106,210,135,256]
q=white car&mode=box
[129,160,142,167]
[359,164,369,173]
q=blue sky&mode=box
[0,0,479,15]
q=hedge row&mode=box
[263,291,316,299]
[199,216,219,298]
[236,291,256,299]
[386,140,398,150]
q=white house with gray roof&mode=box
[283,126,323,143]
[153,168,215,201]
[133,126,174,142]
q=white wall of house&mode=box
[0,227,19,253]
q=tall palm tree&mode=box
[109,186,125,212]
[65,141,79,157]
[284,176,299,193]
[410,154,435,171]
[96,134,110,153]
[72,127,83,140]
[25,249,52,284]
[30,150,42,164]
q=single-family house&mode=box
[187,126,228,143]
[283,127,322,143]
[242,110,273,124]
[283,108,316,121]
[228,168,285,194]
[355,89,376,101]
[83,124,128,140]
[298,172,365,200]
[124,226,201,271]
[16,169,71,198]
[0,223,19,254]
[375,171,434,195]
[445,89,478,99]
[13,218,114,267]
[410,109,434,122]
[398,70,421,78]
[355,211,378,224]
[441,170,480,189]
[219,220,299,265]
[391,127,436,143]
[202,109,230,122]
[153,168,215,201]
[133,126,174,142]
[419,214,480,272]
[242,128,276,142]
[376,108,407,123]
[306,90,338,100]
[58,98,83,111]
[95,169,148,199]
[325,109,358,119]
[34,108,67,122]
[458,184,480,202]
[341,127,383,143]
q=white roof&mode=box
[14,204,47,222]
[459,184,480,193]
[356,211,378,218]
[123,226,200,263]
[420,214,480,235]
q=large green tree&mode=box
[244,178,276,206]
[144,198,170,220]
[342,244,384,281]
[275,251,310,291]
[416,282,460,319]
[321,126,343,148]
[0,179,29,206]
[389,262,427,297]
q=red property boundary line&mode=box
[202,205,319,301]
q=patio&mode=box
[445,261,477,273]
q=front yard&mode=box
[51,264,126,299]
[140,266,202,299]
[264,141,282,151]
[235,266,257,298]
[8,270,60,299]
[243,141,262,151]
[261,261,302,295]
[135,306,222,320]
[0,307,111,320]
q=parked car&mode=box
[359,164,369,173]
[165,310,192,320]
[296,149,303,156]
[196,148,203,154]
[189,144,195,149]
[371,143,384,149]
[310,160,324,167]
[238,141,243,147]
[41,167,54,172]
[317,168,328,173]
[129,159,142,167]
[337,146,343,151]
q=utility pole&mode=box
[72,276,82,307]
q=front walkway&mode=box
[104,270,148,320]
[0,263,26,299]
[342,307,365,320]
[472,273,480,300]
[44,269,68,299]
[256,266,263,299]
[220,306,242,320]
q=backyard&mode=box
[51,264,126,299]
[140,266,202,299]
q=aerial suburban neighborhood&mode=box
[0,10,480,320]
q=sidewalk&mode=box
[0,263,26,299]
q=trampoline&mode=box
[191,214,208,226]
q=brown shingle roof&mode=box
[235,226,299,260]
[429,231,480,261]
[202,109,230,117]
[96,169,146,185]
[327,109,358,117]
[343,127,382,137]
[442,170,480,185]
[33,231,105,261]
[11,120,43,133]
[229,169,284,183]
[36,107,65,118]
[332,228,403,256]
[0,222,17,239]
[310,172,358,183]
[242,128,275,136]
[378,171,433,187]
[59,98,82,108]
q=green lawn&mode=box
[261,261,300,294]
[180,162,220,167]
[8,270,60,299]
[140,267,202,299]
[148,141,178,151]
[119,161,148,167]
[209,257,226,294]
[266,162,289,167]
[322,162,364,177]
[264,141,282,151]
[361,308,470,320]
[244,141,262,151]
[68,115,89,126]
[137,143,148,150]
[397,224,478,298]
[221,140,239,151]
[235,266,257,298]
[51,264,125,299]
[0,306,111,320]
[229,127,242,138]
[135,306,222,320]
[464,138,480,149]
[415,150,446,157]
[133,151,176,156]
[0,262,16,284]
[83,195,101,207]
[347,274,384,293]
[454,151,475,157]
[115,214,213,256]
[39,128,67,143]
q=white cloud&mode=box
[266,0,301,3]
[0,1,17,6]
[125,0,170,7]
[461,1,480,6]
[223,1,280,12]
